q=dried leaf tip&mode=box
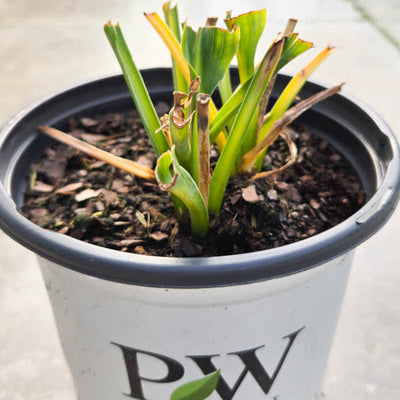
[206,17,218,27]
[283,18,298,37]
[196,93,210,106]
[196,94,211,205]
[188,77,201,96]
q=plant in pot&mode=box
[0,3,399,400]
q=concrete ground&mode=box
[0,0,399,398]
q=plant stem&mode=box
[196,93,211,205]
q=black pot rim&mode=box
[1,69,399,288]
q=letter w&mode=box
[187,327,304,400]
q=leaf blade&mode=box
[241,83,344,171]
[104,23,169,157]
[225,9,267,83]
[163,2,188,92]
[253,45,335,169]
[170,370,220,400]
[209,78,251,143]
[156,147,209,237]
[145,12,191,82]
[182,25,240,95]
[208,39,284,214]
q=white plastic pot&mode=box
[39,251,354,400]
[0,70,399,399]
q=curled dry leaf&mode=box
[250,129,298,181]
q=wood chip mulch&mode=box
[21,105,365,257]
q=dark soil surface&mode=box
[22,105,365,257]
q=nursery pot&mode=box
[0,69,399,400]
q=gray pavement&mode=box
[0,0,399,399]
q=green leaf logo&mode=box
[170,370,220,400]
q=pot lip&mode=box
[1,70,400,288]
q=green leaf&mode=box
[170,370,220,400]
[156,147,209,237]
[254,45,334,169]
[225,9,267,84]
[163,2,188,93]
[169,108,194,173]
[218,69,233,105]
[209,78,251,143]
[182,25,239,95]
[241,83,344,171]
[276,34,313,71]
[208,39,284,215]
[104,23,169,157]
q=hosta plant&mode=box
[39,3,342,238]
